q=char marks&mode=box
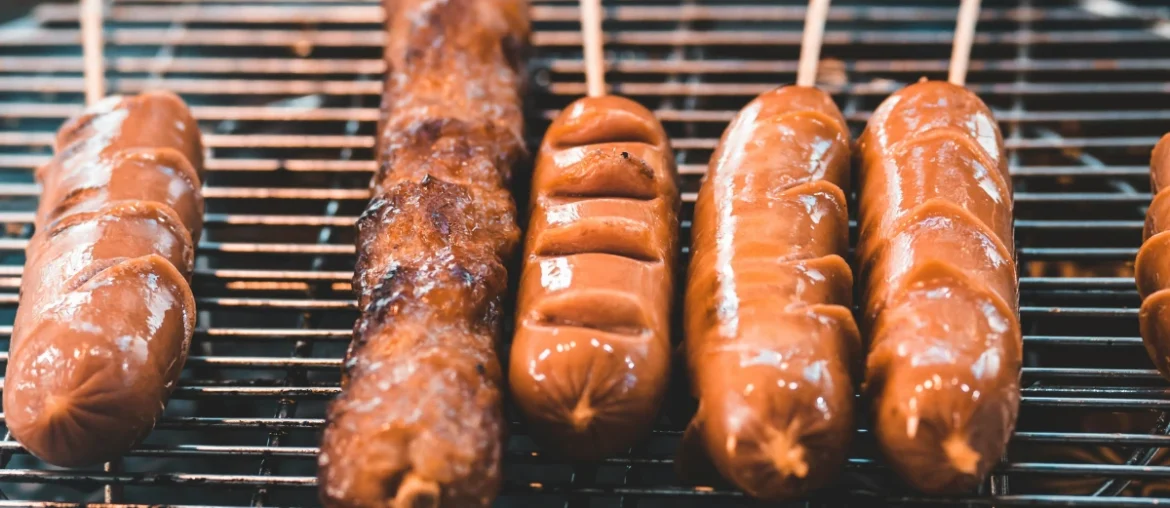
[318,1,528,507]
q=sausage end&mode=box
[6,254,193,467]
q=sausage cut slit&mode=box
[549,108,663,149]
[543,150,660,200]
[530,198,665,263]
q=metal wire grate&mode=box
[0,0,1169,506]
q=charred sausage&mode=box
[857,79,1021,493]
[317,1,528,507]
[509,95,679,460]
[679,85,859,500]
[5,91,204,467]
[1136,134,1170,378]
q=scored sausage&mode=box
[509,95,679,460]
[5,91,204,467]
[1136,133,1170,378]
[857,79,1021,493]
[679,86,859,500]
[317,1,528,507]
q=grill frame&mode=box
[0,0,1168,506]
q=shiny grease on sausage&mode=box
[6,91,204,467]
[509,95,679,460]
[858,80,1021,494]
[1136,133,1170,378]
[317,1,528,507]
[679,86,859,500]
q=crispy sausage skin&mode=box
[679,86,859,500]
[1136,134,1170,378]
[509,95,679,460]
[317,1,527,507]
[857,80,1021,493]
[5,91,204,467]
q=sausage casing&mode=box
[317,1,528,507]
[679,86,858,500]
[1136,134,1170,378]
[509,95,679,460]
[857,80,1021,493]
[5,91,204,467]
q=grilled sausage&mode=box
[857,79,1021,493]
[5,91,204,467]
[1136,134,1170,378]
[678,86,859,500]
[317,1,527,507]
[509,95,679,460]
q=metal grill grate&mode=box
[0,0,1169,506]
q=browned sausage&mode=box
[316,1,528,507]
[5,91,205,467]
[678,85,859,500]
[857,79,1021,493]
[1136,133,1170,378]
[508,95,679,460]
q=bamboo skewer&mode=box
[579,0,606,97]
[81,0,106,105]
[796,0,831,88]
[948,0,981,86]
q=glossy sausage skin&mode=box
[1136,134,1170,378]
[679,86,859,500]
[858,80,1021,493]
[317,1,527,507]
[509,95,679,460]
[6,91,204,467]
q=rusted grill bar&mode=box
[0,0,1168,506]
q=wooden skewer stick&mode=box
[948,0,981,86]
[796,0,831,88]
[579,0,606,97]
[81,0,106,105]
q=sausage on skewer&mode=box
[6,91,204,467]
[317,1,529,507]
[679,85,859,500]
[509,95,679,460]
[858,79,1021,493]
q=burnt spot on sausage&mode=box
[620,151,630,159]
[476,363,487,376]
